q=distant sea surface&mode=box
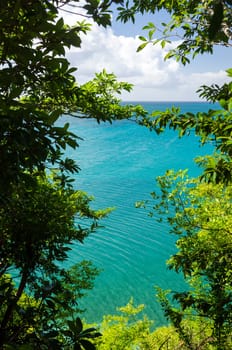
[62,101,216,326]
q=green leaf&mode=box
[75,317,83,333]
[138,35,147,42]
[160,40,166,48]
[208,2,224,40]
[219,98,227,109]
[79,339,96,350]
[142,22,155,30]
[148,29,155,40]
[47,109,62,124]
[137,42,148,52]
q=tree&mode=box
[0,172,110,348]
[116,1,232,349]
[0,1,147,348]
[0,0,147,193]
[135,68,232,184]
[145,170,232,349]
[93,299,153,350]
[116,0,232,183]
[1,0,231,347]
[117,0,232,63]
[93,299,216,349]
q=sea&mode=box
[61,101,216,326]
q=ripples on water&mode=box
[61,102,214,325]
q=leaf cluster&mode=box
[117,0,232,63]
[0,0,146,193]
[95,298,153,349]
[0,1,147,348]
[149,170,232,348]
[0,172,111,348]
[136,69,232,184]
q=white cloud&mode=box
[66,24,181,97]
[63,13,230,101]
[167,69,230,101]
[189,70,229,87]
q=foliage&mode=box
[144,320,216,350]
[125,3,232,347]
[0,0,148,348]
[135,67,232,184]
[94,299,153,350]
[117,1,232,349]
[59,316,102,350]
[93,300,216,349]
[143,170,232,349]
[117,1,232,183]
[121,1,232,348]
[0,0,146,194]
[69,69,147,123]
[0,173,109,348]
[117,0,232,64]
[1,0,232,349]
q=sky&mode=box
[62,5,232,101]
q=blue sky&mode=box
[112,12,232,72]
[63,6,232,101]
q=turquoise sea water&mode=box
[62,101,215,326]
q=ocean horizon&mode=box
[61,101,216,326]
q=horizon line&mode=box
[121,100,213,103]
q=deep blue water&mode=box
[61,101,215,326]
